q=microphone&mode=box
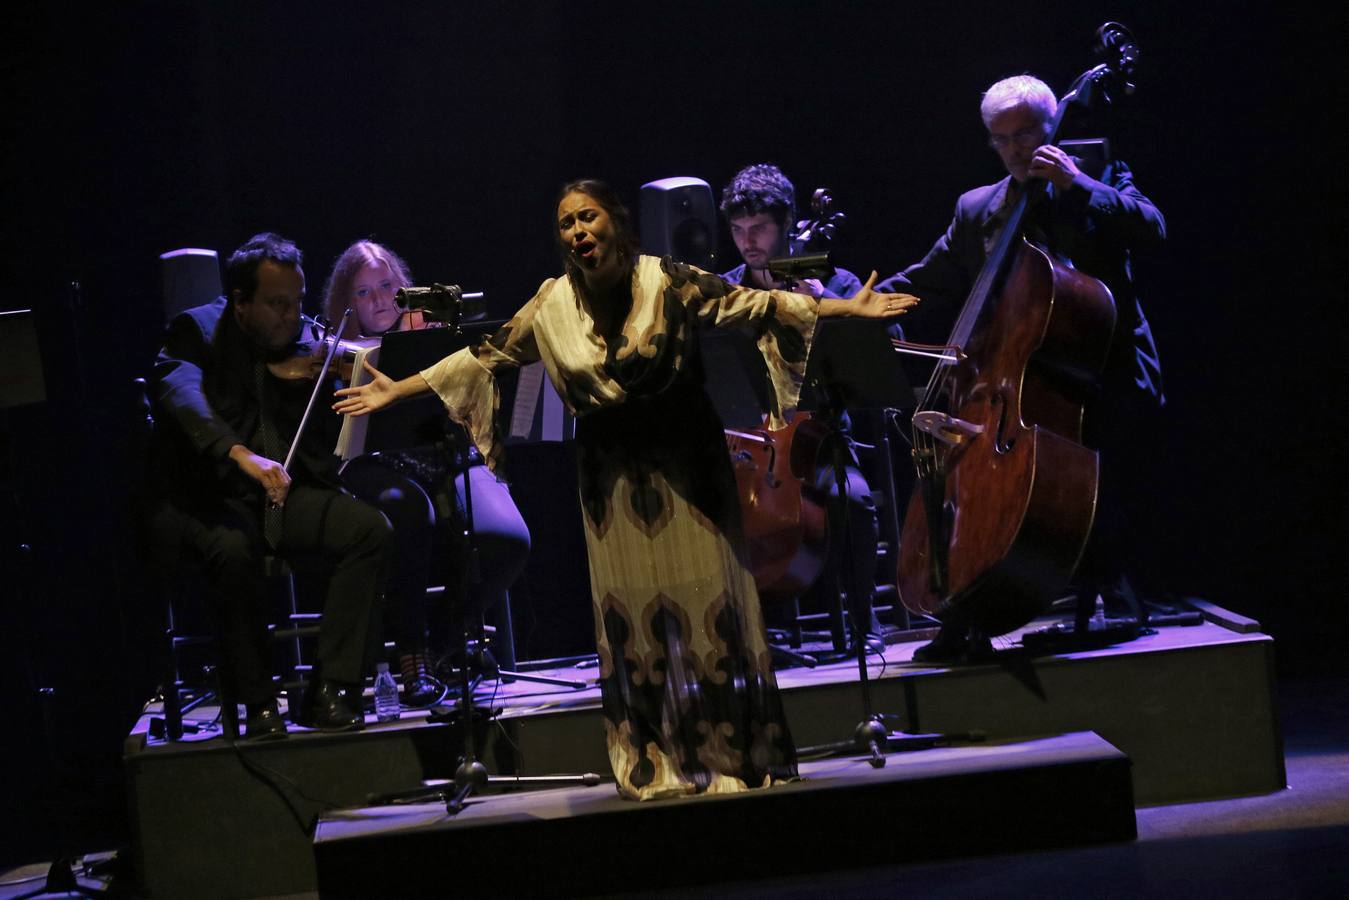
[396,284,487,324]
[766,252,835,285]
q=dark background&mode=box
[2,0,1343,867]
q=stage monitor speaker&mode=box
[159,247,222,320]
[639,176,717,270]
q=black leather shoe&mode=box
[911,623,993,664]
[403,674,449,708]
[243,701,289,741]
[293,680,364,732]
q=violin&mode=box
[267,314,379,383]
[266,309,372,473]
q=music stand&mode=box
[359,326,599,814]
[363,323,507,454]
[0,309,46,411]
[358,325,583,691]
[697,327,772,430]
[1,308,47,720]
[794,318,952,766]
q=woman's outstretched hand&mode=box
[333,360,400,417]
[818,271,920,319]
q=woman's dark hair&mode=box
[322,239,413,337]
[554,179,640,291]
[224,232,303,303]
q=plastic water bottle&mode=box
[373,662,401,722]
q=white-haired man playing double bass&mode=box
[878,74,1167,661]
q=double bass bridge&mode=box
[912,410,986,447]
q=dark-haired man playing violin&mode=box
[149,232,391,737]
[878,75,1167,662]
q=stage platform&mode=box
[313,731,1136,898]
[470,604,1285,805]
[122,601,1284,899]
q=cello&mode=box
[896,23,1140,635]
[726,414,829,600]
[724,186,848,599]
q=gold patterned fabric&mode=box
[420,255,818,799]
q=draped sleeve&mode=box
[659,257,818,429]
[418,279,551,472]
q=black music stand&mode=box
[697,328,771,430]
[363,323,504,455]
[363,325,600,814]
[794,318,961,766]
[1,310,54,761]
[366,326,583,691]
[0,309,46,411]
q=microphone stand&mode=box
[364,294,601,814]
[789,318,967,766]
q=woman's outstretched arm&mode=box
[332,362,431,417]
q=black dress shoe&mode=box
[403,674,449,709]
[912,623,993,664]
[293,680,364,732]
[243,701,289,741]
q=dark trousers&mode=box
[1076,380,1164,608]
[452,464,532,622]
[810,460,881,628]
[341,459,530,657]
[155,485,392,703]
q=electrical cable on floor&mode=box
[229,738,341,835]
[484,668,526,766]
[870,634,888,679]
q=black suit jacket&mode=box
[150,297,343,508]
[879,159,1166,402]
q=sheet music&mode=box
[334,344,380,460]
[541,375,565,441]
[510,361,545,439]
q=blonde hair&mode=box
[322,240,412,337]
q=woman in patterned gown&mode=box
[334,180,917,800]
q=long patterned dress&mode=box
[420,255,818,800]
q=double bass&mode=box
[896,23,1141,634]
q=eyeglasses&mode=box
[988,127,1045,150]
